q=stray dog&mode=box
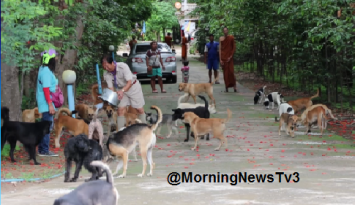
[54,107,89,148]
[22,107,42,122]
[263,92,285,110]
[288,89,319,114]
[300,104,336,135]
[278,113,298,137]
[146,112,179,138]
[54,160,119,205]
[275,103,295,122]
[254,85,267,104]
[178,80,217,107]
[1,107,51,165]
[172,95,210,142]
[64,134,103,182]
[177,93,216,114]
[106,105,162,178]
[104,105,141,133]
[88,107,104,148]
[182,108,232,151]
[74,104,95,123]
[91,84,108,105]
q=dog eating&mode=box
[278,113,298,138]
[254,85,266,105]
[182,108,232,151]
[1,107,51,165]
[263,92,284,110]
[106,105,162,178]
[54,160,119,205]
[64,134,103,182]
[300,104,336,135]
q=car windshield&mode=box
[135,44,171,54]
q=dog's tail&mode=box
[323,106,337,120]
[55,107,74,119]
[310,89,319,100]
[198,95,208,111]
[150,105,162,131]
[91,84,102,103]
[263,85,267,90]
[224,108,232,123]
[177,93,188,107]
[90,160,114,184]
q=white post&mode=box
[183,0,187,11]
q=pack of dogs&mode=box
[253,85,337,137]
[0,80,339,204]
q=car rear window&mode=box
[135,44,171,54]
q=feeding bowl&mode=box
[99,88,119,107]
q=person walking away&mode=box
[146,41,166,93]
[101,55,147,131]
[181,61,190,83]
[204,34,220,84]
[129,36,137,50]
[165,33,173,48]
[181,36,188,61]
[36,49,59,157]
[219,27,237,92]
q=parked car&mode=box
[124,42,177,84]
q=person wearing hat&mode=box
[36,49,59,157]
[101,55,146,131]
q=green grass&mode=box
[1,144,21,157]
[295,134,348,142]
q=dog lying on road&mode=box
[254,85,266,105]
[1,107,51,165]
[172,95,210,142]
[22,107,42,122]
[64,134,103,182]
[182,108,232,151]
[54,160,119,205]
[106,105,162,178]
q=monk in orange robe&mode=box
[219,27,237,92]
[181,36,187,61]
[165,33,173,48]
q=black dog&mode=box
[1,107,51,165]
[254,85,266,105]
[64,134,103,182]
[172,95,210,142]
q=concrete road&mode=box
[2,49,355,205]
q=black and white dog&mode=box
[264,92,285,110]
[254,85,267,104]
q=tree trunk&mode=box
[1,56,22,121]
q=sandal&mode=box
[152,90,158,93]
[161,90,167,93]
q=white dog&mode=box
[264,92,285,110]
[177,93,216,113]
[278,103,295,131]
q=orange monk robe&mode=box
[129,39,137,50]
[220,35,236,88]
[181,36,187,59]
[165,36,172,48]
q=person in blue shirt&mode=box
[36,49,59,157]
[204,34,220,84]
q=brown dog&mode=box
[54,108,89,148]
[91,84,108,105]
[22,107,42,122]
[182,108,232,151]
[75,104,95,123]
[301,104,336,135]
[288,89,319,114]
[278,113,299,138]
[104,105,141,134]
[178,81,216,106]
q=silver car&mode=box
[124,42,177,83]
